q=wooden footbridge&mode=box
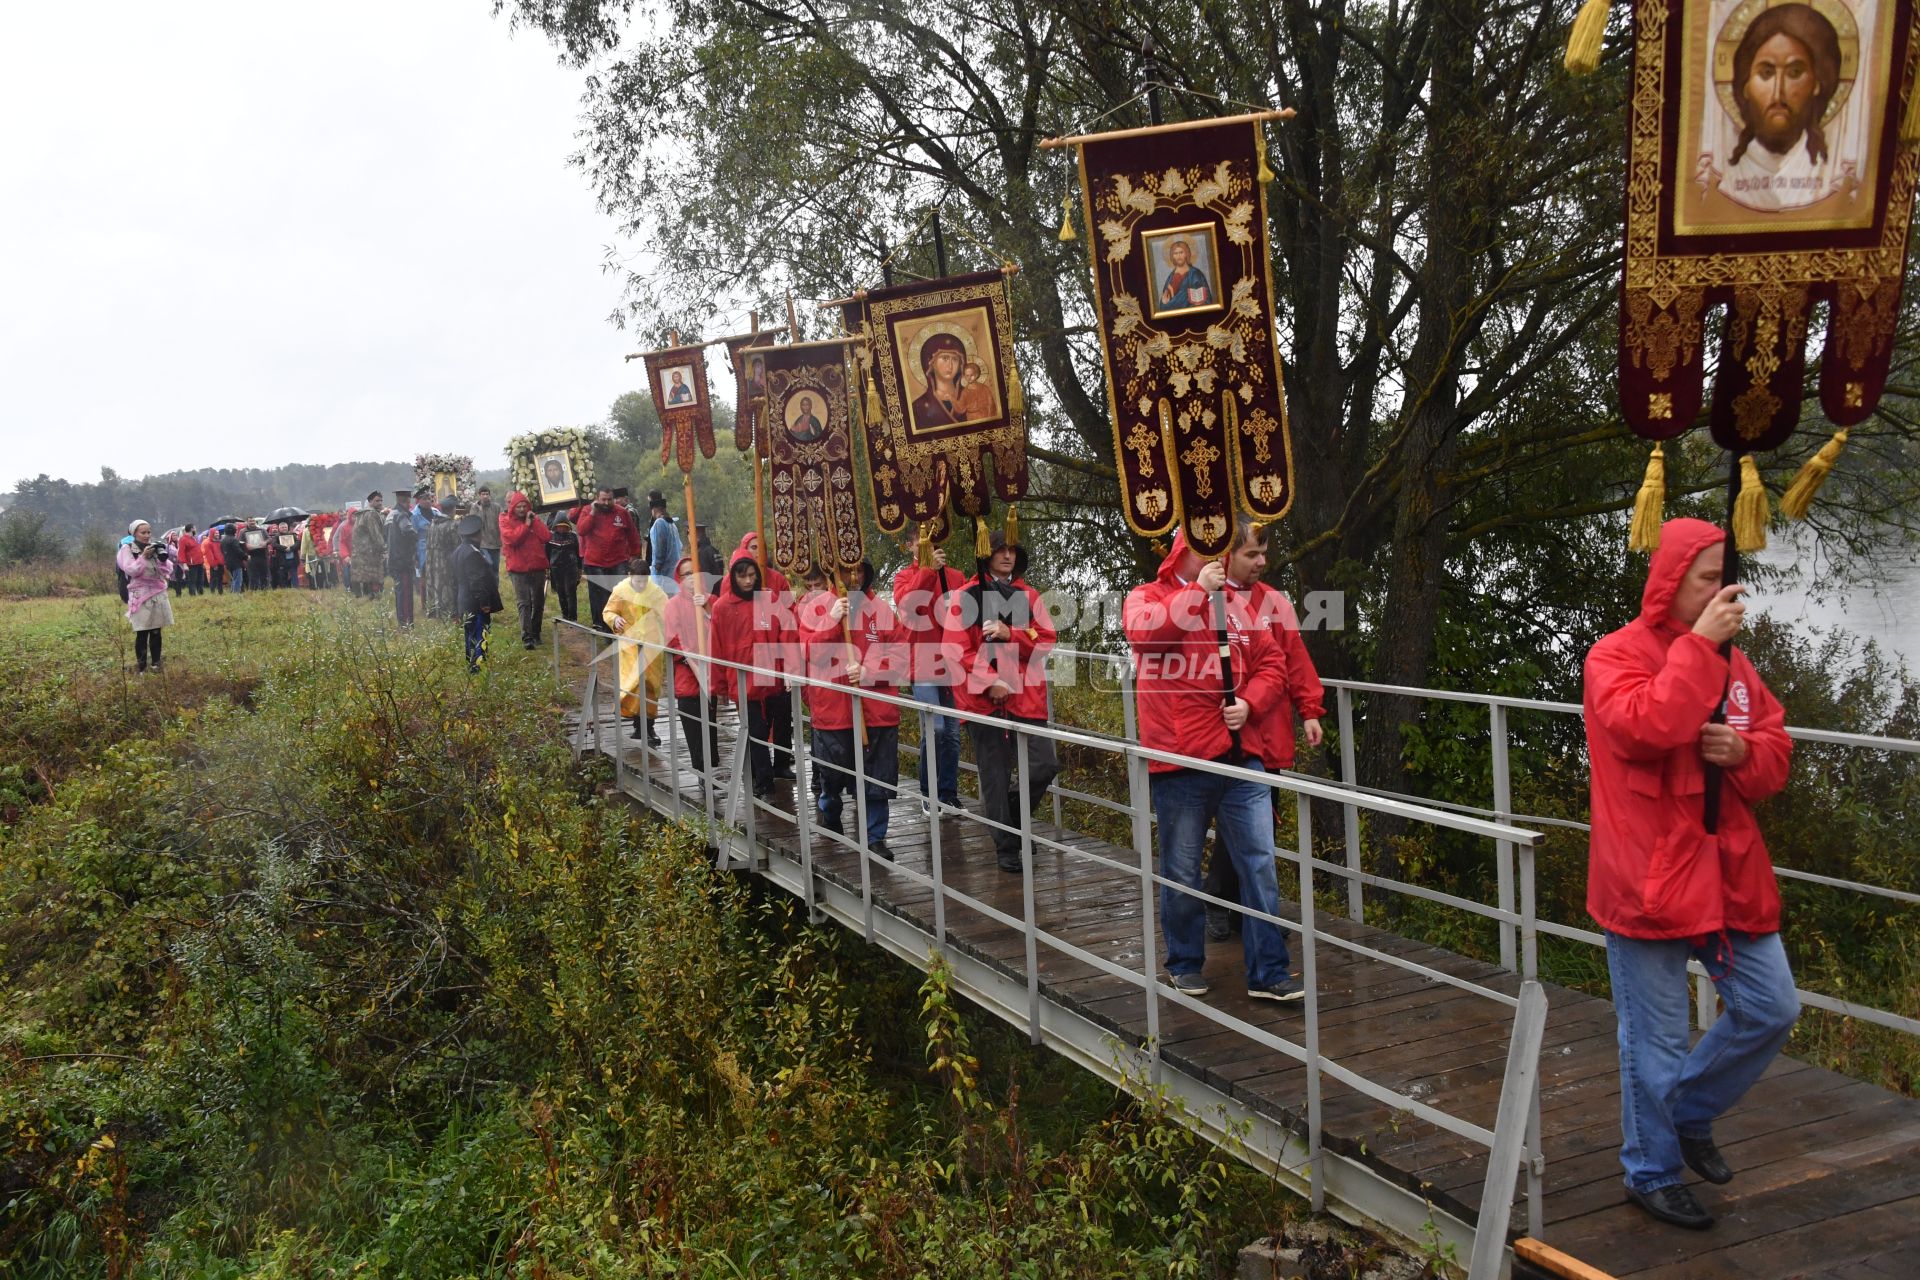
[555,623,1920,1280]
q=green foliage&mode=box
[0,591,1309,1276]
[0,509,65,565]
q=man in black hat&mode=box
[453,513,503,670]
[646,491,682,597]
[473,485,502,571]
[386,490,419,626]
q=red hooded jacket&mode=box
[1124,533,1287,773]
[893,560,964,682]
[937,549,1056,721]
[729,533,791,596]
[499,492,552,573]
[571,500,644,568]
[1237,580,1326,771]
[1583,517,1791,940]
[711,552,796,702]
[659,558,712,698]
[800,585,909,730]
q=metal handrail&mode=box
[550,617,1554,1246]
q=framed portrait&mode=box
[783,388,829,444]
[656,362,701,409]
[889,303,1005,438]
[534,450,578,506]
[1142,223,1224,320]
[432,471,459,504]
[1675,0,1893,236]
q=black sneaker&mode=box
[1205,906,1231,941]
[1248,977,1307,1003]
[997,852,1023,874]
[1679,1133,1733,1185]
[1627,1183,1713,1230]
[1166,971,1209,997]
[870,840,894,863]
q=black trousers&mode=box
[550,569,580,623]
[584,564,619,632]
[967,715,1061,858]
[675,691,721,775]
[208,565,225,593]
[134,628,164,670]
[742,694,794,789]
[511,570,547,645]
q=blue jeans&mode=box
[464,611,489,669]
[912,680,960,805]
[1606,930,1799,1192]
[1151,763,1291,989]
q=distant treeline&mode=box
[1,463,509,558]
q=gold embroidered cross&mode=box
[1125,422,1159,478]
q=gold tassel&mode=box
[1057,193,1077,242]
[975,516,992,559]
[866,372,884,426]
[1904,83,1920,143]
[1007,361,1025,418]
[1564,0,1609,75]
[1780,428,1848,520]
[1255,124,1275,184]
[916,523,933,568]
[1004,505,1019,548]
[1627,444,1666,552]
[1733,454,1770,553]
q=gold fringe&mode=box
[1565,0,1609,75]
[1733,454,1770,553]
[1255,124,1275,184]
[865,371,883,427]
[1007,361,1025,418]
[1904,82,1920,143]
[1004,505,1019,548]
[975,516,992,559]
[1780,428,1848,520]
[1627,444,1666,552]
[917,523,934,568]
[1058,193,1077,242]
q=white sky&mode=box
[0,0,643,493]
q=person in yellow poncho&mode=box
[602,554,668,744]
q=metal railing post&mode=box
[665,661,685,821]
[1696,970,1719,1031]
[790,683,818,921]
[1337,686,1363,921]
[1018,730,1041,1046]
[1468,981,1549,1280]
[1518,839,1544,1236]
[1296,790,1324,1213]
[1046,680,1062,830]
[699,680,718,835]
[611,635,627,796]
[1129,746,1160,1082]
[853,692,873,942]
[1491,703,1518,971]
[922,705,948,946]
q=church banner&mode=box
[1064,115,1295,557]
[725,331,778,457]
[642,344,718,473]
[763,340,865,576]
[857,269,1029,534]
[1618,0,1920,450]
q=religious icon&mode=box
[657,363,700,408]
[1679,0,1888,233]
[785,391,828,443]
[1142,223,1224,320]
[432,471,459,504]
[747,353,766,401]
[894,306,1003,434]
[534,450,578,506]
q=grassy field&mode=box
[0,585,1429,1279]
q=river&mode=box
[1754,534,1920,670]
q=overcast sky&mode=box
[0,0,645,493]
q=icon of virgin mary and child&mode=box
[910,332,997,429]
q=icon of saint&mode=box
[667,370,694,405]
[1157,238,1212,311]
[910,333,970,429]
[1717,4,1844,211]
[788,392,826,443]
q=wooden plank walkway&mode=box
[578,702,1920,1280]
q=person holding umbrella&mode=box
[1584,516,1798,1230]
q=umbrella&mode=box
[268,506,311,523]
[206,516,240,529]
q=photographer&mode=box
[116,520,178,673]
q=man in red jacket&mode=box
[572,489,644,633]
[1205,521,1327,941]
[801,561,908,860]
[1125,525,1299,1002]
[1585,516,1798,1231]
[939,530,1058,873]
[893,527,963,812]
[712,549,797,797]
[499,491,552,649]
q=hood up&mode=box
[1640,517,1726,626]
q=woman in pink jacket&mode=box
[116,520,178,673]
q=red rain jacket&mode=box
[1583,517,1792,939]
[712,552,795,702]
[1124,533,1286,773]
[799,590,909,730]
[1237,580,1326,771]
[893,561,964,682]
[659,559,713,698]
[937,569,1056,721]
[499,492,552,573]
[571,500,644,568]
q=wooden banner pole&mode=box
[749,312,769,575]
[669,328,711,683]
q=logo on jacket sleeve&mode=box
[1726,680,1751,730]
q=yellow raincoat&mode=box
[602,574,668,719]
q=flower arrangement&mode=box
[507,427,596,511]
[414,453,476,500]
